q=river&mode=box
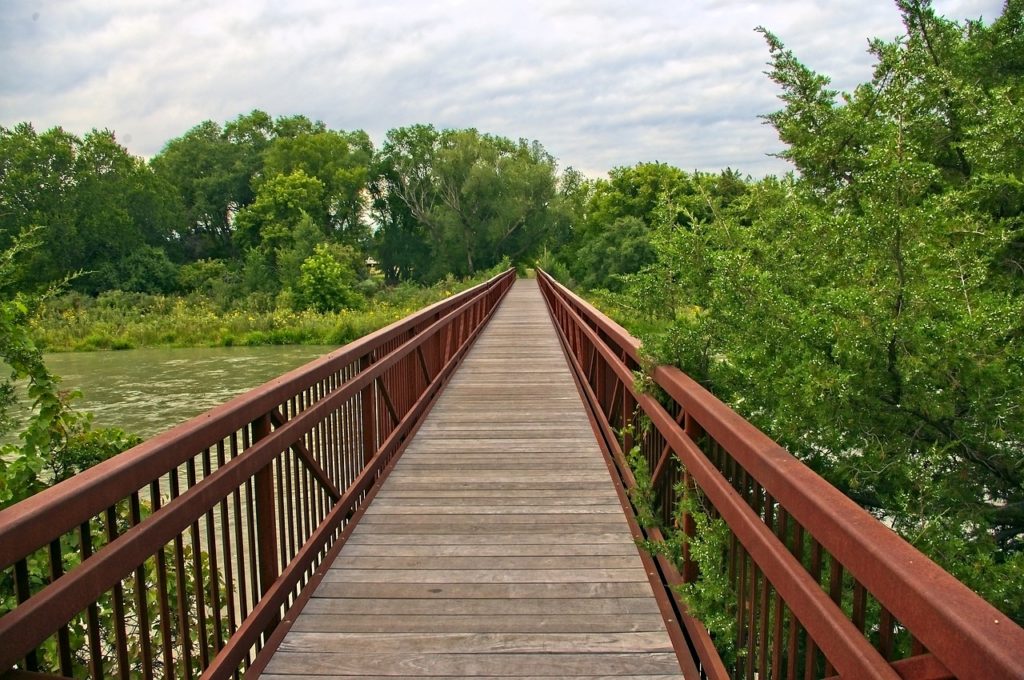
[43,345,335,438]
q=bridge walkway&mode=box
[262,279,684,678]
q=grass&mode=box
[32,273,498,352]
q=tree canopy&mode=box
[553,0,1023,621]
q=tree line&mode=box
[0,112,580,311]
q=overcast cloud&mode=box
[0,0,1004,177]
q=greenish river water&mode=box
[42,345,335,438]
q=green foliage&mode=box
[234,171,325,253]
[561,164,749,291]
[373,125,560,281]
[295,243,362,312]
[672,490,740,668]
[625,446,658,528]
[624,441,740,666]
[0,124,182,293]
[98,245,179,295]
[587,2,1024,624]
[31,267,504,352]
[0,232,141,507]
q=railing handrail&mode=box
[537,268,1024,680]
[0,271,510,571]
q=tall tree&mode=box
[0,124,180,293]
[262,128,373,244]
[150,120,251,260]
[621,1,1024,619]
[374,125,558,281]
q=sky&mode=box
[0,0,1005,178]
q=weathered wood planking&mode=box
[263,279,684,678]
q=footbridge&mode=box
[2,271,1023,679]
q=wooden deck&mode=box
[263,279,684,679]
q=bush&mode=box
[294,243,362,312]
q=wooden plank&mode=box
[348,523,632,535]
[392,463,609,472]
[373,489,620,499]
[372,473,614,484]
[289,614,673,634]
[357,513,630,524]
[328,555,644,571]
[319,568,649,583]
[264,651,683,676]
[277,631,674,654]
[381,480,615,491]
[369,494,621,505]
[263,675,683,680]
[360,507,618,518]
[343,532,636,546]
[337,543,640,557]
[302,597,661,616]
[310,581,657,600]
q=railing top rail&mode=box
[536,268,1024,679]
[0,269,514,570]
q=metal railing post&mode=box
[360,353,376,467]
[252,412,280,632]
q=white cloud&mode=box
[0,0,1005,178]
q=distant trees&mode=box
[372,125,560,282]
[1,111,570,309]
[0,124,182,294]
[561,163,748,291]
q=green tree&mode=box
[562,164,748,290]
[374,125,558,281]
[262,127,373,245]
[294,243,362,312]
[150,120,251,261]
[0,124,181,293]
[621,1,1024,622]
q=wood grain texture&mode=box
[264,279,684,678]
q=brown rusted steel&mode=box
[536,269,1024,680]
[269,408,341,500]
[0,269,514,678]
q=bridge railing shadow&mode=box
[537,268,1024,680]
[0,269,515,679]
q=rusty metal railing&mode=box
[537,269,1024,680]
[0,268,514,679]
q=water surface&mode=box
[44,345,335,438]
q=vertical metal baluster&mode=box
[787,522,804,680]
[252,413,280,638]
[150,481,175,678]
[736,546,749,673]
[878,605,894,660]
[168,471,193,679]
[799,538,820,678]
[217,440,238,641]
[13,558,38,672]
[103,506,130,679]
[48,539,75,676]
[184,458,210,671]
[80,522,104,679]
[202,447,225,654]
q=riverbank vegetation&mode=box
[1,0,1021,633]
[31,267,506,352]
